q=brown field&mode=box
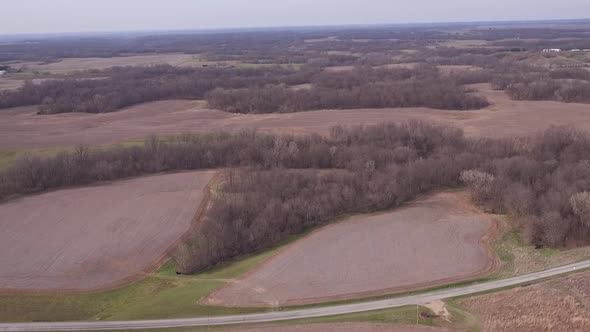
[224,323,449,332]
[459,272,590,332]
[2,84,590,150]
[205,191,498,307]
[0,170,215,293]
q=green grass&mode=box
[235,62,303,70]
[283,306,437,326]
[491,214,590,278]
[0,248,283,323]
[88,306,442,332]
[490,215,520,276]
[540,247,561,257]
[0,146,73,171]
[0,138,149,171]
[178,55,303,71]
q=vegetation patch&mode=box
[0,248,281,322]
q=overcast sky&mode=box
[2,0,589,34]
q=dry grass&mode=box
[459,272,590,332]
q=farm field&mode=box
[3,20,590,330]
[7,54,199,74]
[0,77,24,91]
[3,53,299,77]
[2,84,590,151]
[206,191,498,307]
[458,271,590,332]
[0,170,215,293]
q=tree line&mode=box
[0,64,490,114]
[206,66,490,113]
[175,124,590,273]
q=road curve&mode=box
[2,260,590,331]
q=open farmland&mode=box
[0,77,24,91]
[2,84,590,150]
[0,170,215,293]
[7,54,200,74]
[206,191,498,307]
[459,271,590,332]
[0,77,56,91]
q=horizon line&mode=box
[1,17,590,39]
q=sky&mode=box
[2,0,590,34]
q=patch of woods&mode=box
[2,121,590,273]
[3,23,590,114]
[207,65,489,112]
[4,31,590,114]
[461,126,590,248]
[492,67,590,103]
[0,64,489,113]
[0,65,312,113]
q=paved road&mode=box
[2,260,590,331]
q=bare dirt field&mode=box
[0,170,215,293]
[2,84,590,150]
[224,323,449,332]
[205,191,498,307]
[459,272,590,332]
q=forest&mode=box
[0,65,312,113]
[2,121,590,273]
[0,64,489,113]
[3,22,590,114]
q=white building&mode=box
[542,48,562,52]
[0,70,6,76]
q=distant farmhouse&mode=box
[542,48,590,53]
[0,65,9,75]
